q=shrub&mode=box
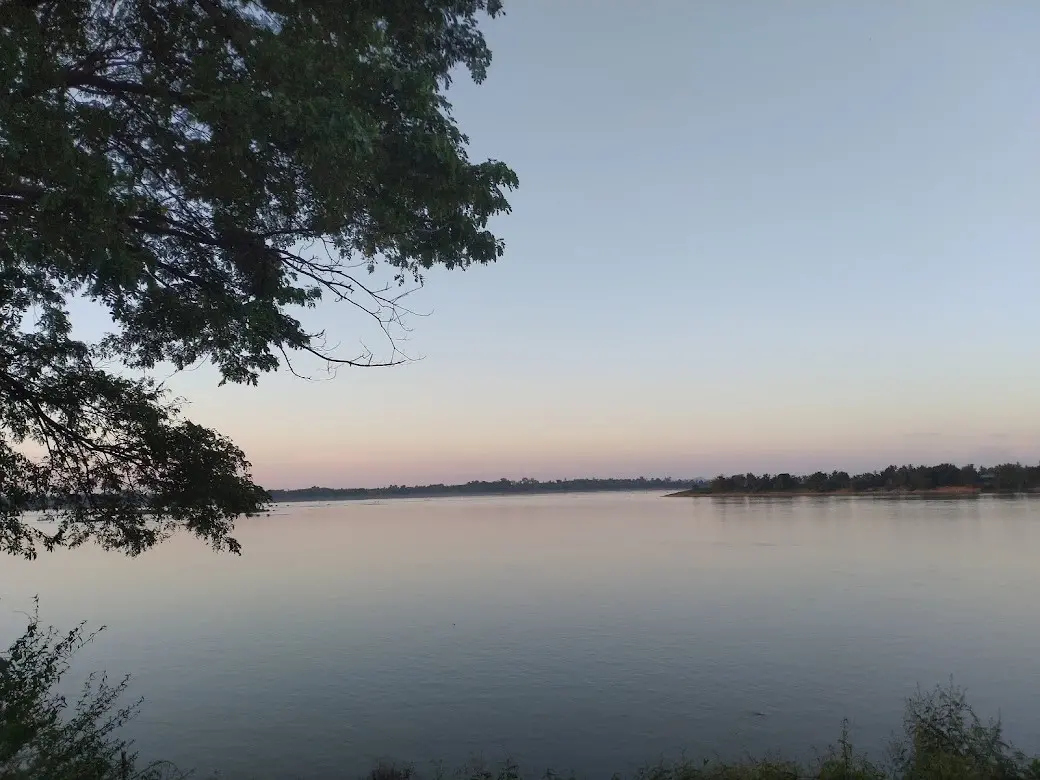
[0,601,183,780]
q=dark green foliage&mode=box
[0,601,185,779]
[371,764,418,780]
[628,758,802,780]
[890,684,1040,780]
[701,463,1040,496]
[0,1,517,557]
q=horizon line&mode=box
[266,459,1040,493]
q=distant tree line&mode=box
[269,477,690,503]
[699,463,1040,495]
[14,465,1038,509]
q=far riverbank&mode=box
[666,486,985,498]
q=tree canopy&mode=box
[0,0,518,558]
[698,462,1040,495]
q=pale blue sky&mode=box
[104,1,1040,488]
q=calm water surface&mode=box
[2,493,1039,779]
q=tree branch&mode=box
[65,73,197,105]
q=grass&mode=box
[2,609,1039,780]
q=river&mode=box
[1,493,1038,779]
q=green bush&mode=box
[0,601,184,780]
[890,684,1040,780]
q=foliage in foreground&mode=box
[3,612,1039,780]
[0,602,183,780]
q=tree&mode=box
[804,471,828,492]
[0,1,518,558]
[991,463,1027,493]
[959,463,979,487]
[825,471,850,491]
[710,474,732,493]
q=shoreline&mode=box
[665,486,985,498]
[270,486,678,503]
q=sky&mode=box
[90,1,1040,488]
